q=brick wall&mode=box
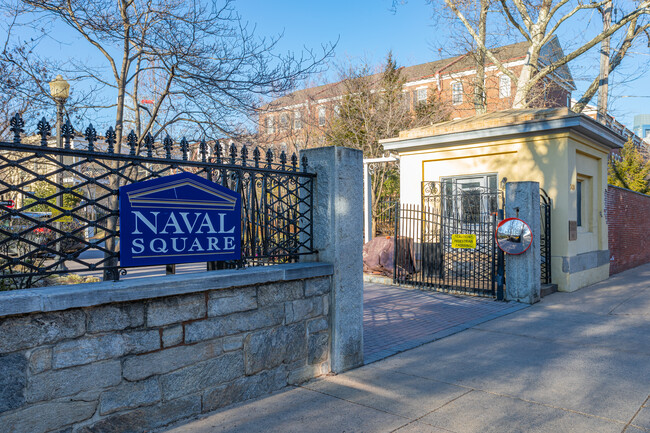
[606,185,650,275]
[0,264,332,433]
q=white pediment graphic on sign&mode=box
[126,177,237,210]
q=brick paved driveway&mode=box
[363,282,527,363]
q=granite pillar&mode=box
[301,146,364,372]
[504,181,541,304]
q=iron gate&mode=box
[393,181,502,297]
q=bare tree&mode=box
[572,15,650,113]
[324,53,450,225]
[439,0,650,108]
[5,0,333,276]
[7,0,334,148]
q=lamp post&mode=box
[49,75,70,270]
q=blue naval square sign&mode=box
[119,172,242,267]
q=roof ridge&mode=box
[264,40,532,110]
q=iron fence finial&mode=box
[163,135,173,159]
[127,130,137,156]
[241,145,248,166]
[266,148,273,168]
[84,123,97,152]
[291,153,298,171]
[10,113,25,144]
[62,119,74,149]
[180,137,189,161]
[200,139,207,162]
[144,132,154,157]
[37,117,52,147]
[214,140,222,164]
[105,127,116,153]
[229,142,237,164]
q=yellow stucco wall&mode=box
[398,130,610,292]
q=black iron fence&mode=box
[0,113,316,289]
[373,197,398,236]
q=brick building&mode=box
[259,38,575,154]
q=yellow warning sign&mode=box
[451,234,477,249]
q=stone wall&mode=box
[0,263,333,433]
[606,186,650,275]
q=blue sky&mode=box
[7,0,649,130]
[235,0,650,130]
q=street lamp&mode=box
[49,75,70,147]
[49,75,70,270]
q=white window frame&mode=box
[318,106,326,126]
[266,116,274,135]
[499,75,511,99]
[416,88,428,104]
[280,113,289,130]
[452,82,463,105]
[294,111,302,130]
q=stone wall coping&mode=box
[0,262,333,318]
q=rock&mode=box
[52,330,160,370]
[308,331,329,364]
[305,277,330,297]
[29,347,52,374]
[0,353,27,413]
[160,352,244,400]
[208,287,257,316]
[185,305,284,343]
[99,377,161,415]
[162,325,183,347]
[285,297,322,324]
[222,335,244,352]
[307,317,328,334]
[244,323,306,375]
[122,340,222,381]
[146,293,206,327]
[202,366,287,412]
[0,399,97,433]
[26,360,121,403]
[0,311,85,353]
[257,281,303,306]
[87,304,144,333]
[52,335,125,369]
[79,395,200,433]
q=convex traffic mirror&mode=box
[495,217,532,255]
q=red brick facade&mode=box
[259,41,573,154]
[606,185,650,275]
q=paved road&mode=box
[162,263,650,433]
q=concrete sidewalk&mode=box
[163,264,650,433]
